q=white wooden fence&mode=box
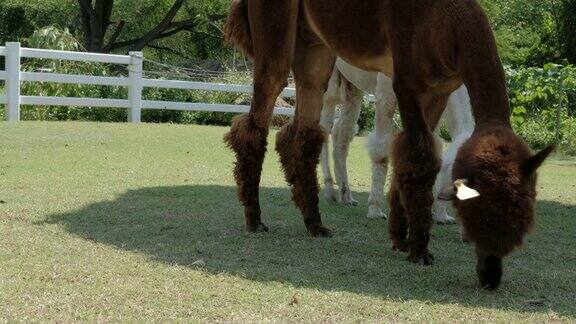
[0,42,297,122]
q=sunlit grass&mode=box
[0,121,574,322]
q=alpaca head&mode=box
[439,125,554,289]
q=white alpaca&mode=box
[320,59,474,223]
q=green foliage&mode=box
[357,101,375,133]
[477,0,575,67]
[0,0,75,44]
[26,26,82,51]
[19,27,127,122]
[506,64,576,153]
[18,27,252,125]
[560,118,576,155]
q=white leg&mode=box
[366,74,397,218]
[432,85,474,224]
[332,79,362,206]
[431,129,456,224]
[320,66,342,203]
[366,133,393,218]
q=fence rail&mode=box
[0,42,298,122]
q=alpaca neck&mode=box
[448,0,512,130]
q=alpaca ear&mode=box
[521,145,555,176]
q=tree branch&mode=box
[147,44,196,61]
[108,19,196,51]
[131,0,185,51]
[102,20,126,52]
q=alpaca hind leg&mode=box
[431,129,456,224]
[440,85,474,230]
[367,73,397,218]
[320,66,341,204]
[223,0,298,233]
[276,40,335,237]
[332,79,362,206]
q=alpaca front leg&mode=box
[332,80,363,206]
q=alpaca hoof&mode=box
[340,189,358,206]
[323,186,339,204]
[391,240,409,253]
[311,226,333,238]
[434,213,456,225]
[342,199,358,207]
[408,252,434,266]
[246,221,269,233]
[341,195,358,206]
[367,206,387,219]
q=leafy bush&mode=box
[507,64,576,153]
[17,27,253,125]
[19,27,128,122]
[561,118,576,155]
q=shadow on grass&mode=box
[41,184,576,317]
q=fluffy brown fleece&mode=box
[389,130,441,265]
[223,115,269,232]
[223,0,253,59]
[388,183,408,253]
[452,125,554,289]
[275,123,331,237]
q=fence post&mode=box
[5,42,21,121]
[128,51,143,123]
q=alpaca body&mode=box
[224,0,553,289]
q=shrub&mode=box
[507,64,576,153]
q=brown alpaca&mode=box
[223,0,553,288]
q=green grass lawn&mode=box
[0,121,575,322]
